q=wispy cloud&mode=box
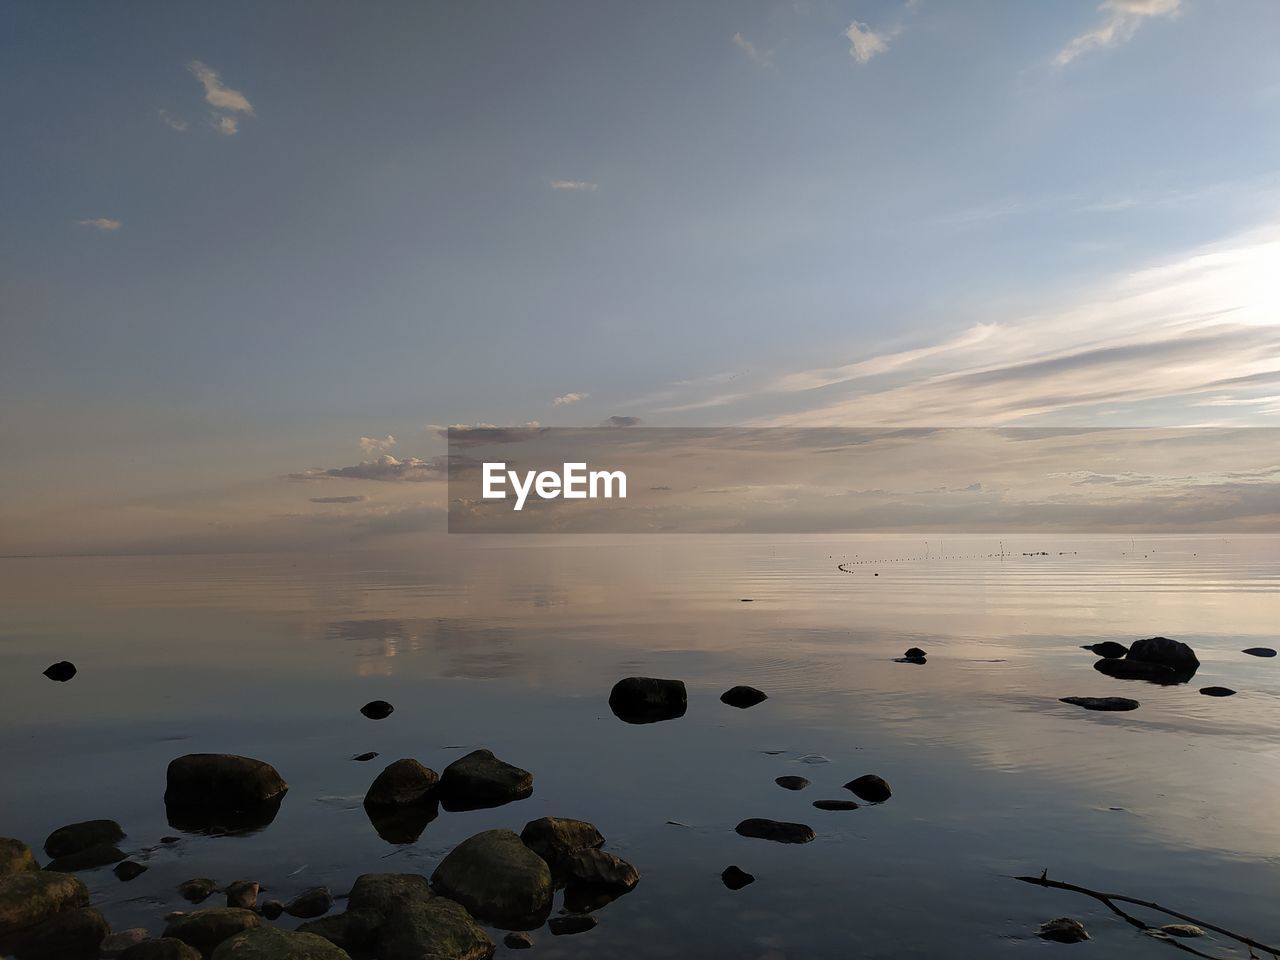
[550,180,598,192]
[359,435,397,454]
[158,109,188,132]
[310,495,367,504]
[845,20,891,64]
[287,454,446,483]
[188,60,254,114]
[76,218,121,231]
[1056,0,1181,66]
[552,392,589,406]
[732,32,774,68]
[213,115,239,136]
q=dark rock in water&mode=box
[438,749,533,811]
[374,898,492,960]
[1243,647,1277,658]
[44,844,126,872]
[904,647,927,659]
[1038,917,1090,943]
[364,800,438,845]
[360,700,394,720]
[164,755,287,835]
[351,752,378,762]
[430,829,553,929]
[119,939,202,960]
[1200,686,1236,697]
[519,818,605,878]
[11,906,108,960]
[225,880,259,909]
[720,685,768,708]
[0,838,38,876]
[0,871,89,938]
[1127,636,1199,671]
[561,849,639,893]
[1060,696,1140,712]
[209,927,350,959]
[346,874,433,917]
[607,677,687,724]
[179,879,217,904]
[734,819,816,844]
[775,776,810,791]
[894,655,927,664]
[43,819,125,859]
[504,931,534,949]
[42,661,77,682]
[99,928,149,957]
[364,759,439,808]
[548,915,596,936]
[113,860,148,882]
[1084,641,1129,659]
[844,774,892,803]
[284,887,333,919]
[812,799,859,811]
[259,901,283,921]
[162,908,260,958]
[721,865,754,890]
[1094,658,1176,682]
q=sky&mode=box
[1,0,1279,554]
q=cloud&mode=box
[732,32,774,67]
[286,454,446,483]
[158,109,188,131]
[214,115,239,136]
[310,495,367,504]
[1056,0,1180,66]
[846,21,890,64]
[188,60,254,114]
[359,435,397,454]
[604,415,642,427]
[552,392,588,406]
[76,218,121,231]
[550,180,598,192]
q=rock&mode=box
[42,661,76,682]
[43,819,125,859]
[100,928,150,957]
[503,931,533,949]
[180,879,218,904]
[0,871,89,937]
[519,818,604,878]
[1200,686,1236,697]
[0,838,38,876]
[430,829,552,929]
[775,776,810,791]
[607,677,687,724]
[734,819,815,844]
[1127,636,1199,671]
[11,907,108,959]
[844,774,892,803]
[119,939,203,960]
[1159,924,1204,938]
[359,700,394,720]
[114,860,148,881]
[561,849,639,892]
[162,909,261,958]
[210,927,352,959]
[1059,696,1140,712]
[812,800,859,811]
[1094,659,1176,681]
[1243,647,1277,658]
[721,865,754,890]
[1037,917,1089,943]
[365,803,438,845]
[294,916,381,956]
[438,750,533,811]
[44,844,126,872]
[904,647,927,659]
[375,898,493,960]
[226,881,259,910]
[364,759,438,808]
[259,901,283,921]
[284,887,332,919]
[720,685,768,708]
[351,753,378,762]
[1084,641,1129,659]
[164,756,287,835]
[346,874,433,917]
[547,915,596,936]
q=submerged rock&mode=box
[375,898,493,960]
[430,829,552,929]
[734,819,816,844]
[1127,636,1199,671]
[844,774,892,803]
[43,820,125,859]
[607,677,687,724]
[179,879,218,904]
[774,776,810,791]
[364,759,439,808]
[359,700,394,720]
[1060,696,1140,712]
[164,755,287,835]
[1083,641,1129,659]
[1200,686,1237,697]
[812,799,859,811]
[438,750,532,811]
[0,871,89,938]
[113,860,148,882]
[162,909,261,958]
[225,881,259,910]
[1243,647,1277,658]
[283,887,333,919]
[119,939,202,960]
[210,927,351,959]
[42,661,76,682]
[1037,917,1090,943]
[548,915,596,936]
[11,907,108,960]
[0,839,38,876]
[519,818,605,878]
[721,865,754,890]
[720,685,768,708]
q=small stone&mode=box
[1037,916,1089,943]
[1083,641,1129,659]
[607,677,687,724]
[504,931,534,949]
[43,819,125,859]
[720,685,768,708]
[42,661,77,682]
[1200,686,1236,697]
[844,774,892,803]
[351,752,378,762]
[226,880,259,909]
[179,878,217,904]
[774,776,810,791]
[100,928,150,957]
[812,799,859,811]
[734,819,815,844]
[1060,696,1140,712]
[360,700,394,720]
[284,886,333,919]
[259,900,283,920]
[1243,647,1277,658]
[904,647,927,659]
[364,759,438,808]
[119,939,202,960]
[548,915,597,936]
[114,860,148,881]
[721,866,754,890]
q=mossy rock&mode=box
[0,839,39,877]
[376,899,493,960]
[0,871,89,937]
[163,908,261,958]
[431,829,551,929]
[211,926,351,959]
